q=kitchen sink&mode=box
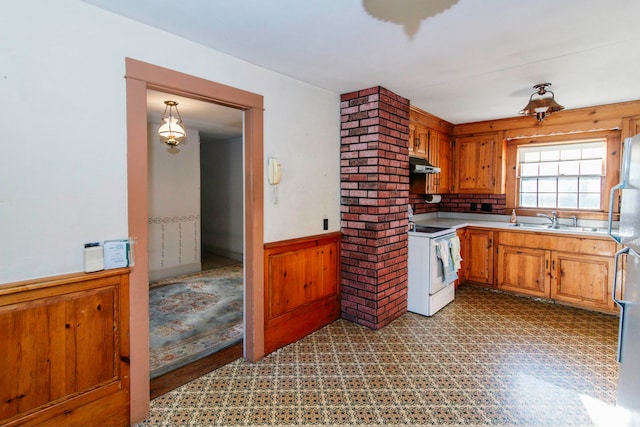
[509,223,607,233]
[509,223,550,229]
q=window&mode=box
[517,140,606,210]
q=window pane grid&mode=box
[519,176,602,209]
[517,140,605,211]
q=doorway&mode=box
[145,90,245,384]
[125,58,265,422]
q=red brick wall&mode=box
[410,193,506,215]
[409,193,439,215]
[340,86,410,330]
[440,193,507,215]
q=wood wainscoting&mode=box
[0,269,130,427]
[264,232,341,354]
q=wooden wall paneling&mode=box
[264,233,341,354]
[504,130,621,217]
[605,133,622,215]
[504,142,518,209]
[502,118,623,141]
[410,106,454,135]
[622,115,640,139]
[0,269,130,427]
[453,100,640,137]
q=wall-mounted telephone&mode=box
[268,157,281,185]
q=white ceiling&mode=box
[147,90,243,140]
[88,0,640,130]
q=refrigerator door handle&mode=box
[608,183,623,243]
[609,136,634,243]
[613,246,632,362]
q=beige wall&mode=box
[0,0,340,284]
[1,1,341,423]
[147,124,202,281]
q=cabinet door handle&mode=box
[552,260,555,270]
[546,259,549,269]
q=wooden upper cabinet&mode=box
[454,133,505,194]
[409,107,454,195]
[409,124,427,158]
[438,133,453,194]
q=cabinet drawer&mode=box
[497,231,616,256]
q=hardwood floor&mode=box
[150,342,243,399]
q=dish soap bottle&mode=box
[510,209,518,223]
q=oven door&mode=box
[430,233,456,294]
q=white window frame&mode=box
[516,139,606,211]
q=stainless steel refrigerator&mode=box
[609,132,640,426]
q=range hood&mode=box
[410,156,441,174]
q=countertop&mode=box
[410,212,617,238]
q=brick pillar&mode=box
[340,86,410,330]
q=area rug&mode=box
[149,264,243,378]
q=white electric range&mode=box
[407,224,458,316]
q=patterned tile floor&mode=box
[136,285,621,426]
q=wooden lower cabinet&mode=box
[462,228,619,313]
[497,245,550,298]
[455,228,466,285]
[0,269,130,427]
[464,228,494,286]
[551,252,615,312]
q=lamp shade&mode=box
[519,83,564,122]
[158,100,186,146]
[158,116,186,146]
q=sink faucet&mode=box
[571,215,578,227]
[537,211,558,227]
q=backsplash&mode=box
[409,193,438,214]
[411,193,507,215]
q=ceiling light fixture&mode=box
[158,100,186,146]
[519,83,564,123]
